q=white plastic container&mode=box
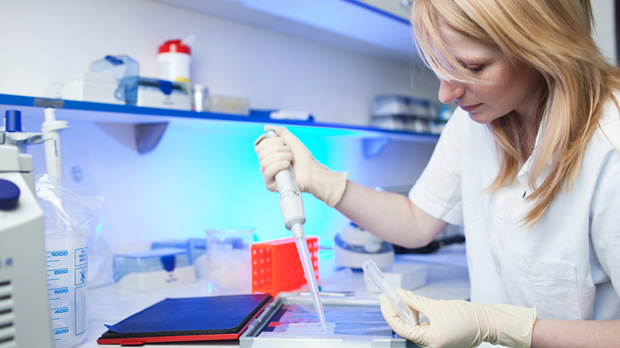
[157,39,191,91]
[135,78,190,110]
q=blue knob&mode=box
[0,179,20,211]
[5,110,22,132]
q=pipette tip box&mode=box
[113,248,196,292]
[251,236,319,296]
[150,238,207,279]
[363,263,427,292]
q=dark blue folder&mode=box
[97,294,272,345]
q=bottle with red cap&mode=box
[157,38,192,92]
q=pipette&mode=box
[362,259,417,326]
[41,108,69,180]
[255,129,327,332]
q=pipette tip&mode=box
[291,224,328,333]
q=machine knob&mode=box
[0,179,20,210]
[5,110,22,132]
[363,242,383,253]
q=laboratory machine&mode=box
[334,222,394,269]
[0,108,68,348]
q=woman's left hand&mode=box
[380,288,536,348]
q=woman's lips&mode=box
[459,103,481,112]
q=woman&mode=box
[254,0,620,346]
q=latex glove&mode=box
[380,289,536,348]
[254,125,347,207]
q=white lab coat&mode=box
[410,97,620,322]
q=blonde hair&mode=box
[411,0,620,226]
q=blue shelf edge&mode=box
[0,93,439,142]
[342,0,411,25]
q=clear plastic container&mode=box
[188,238,207,278]
[205,228,256,294]
[113,248,191,282]
[150,239,190,251]
[89,55,139,104]
[113,248,196,292]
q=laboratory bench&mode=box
[76,244,469,348]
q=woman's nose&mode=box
[438,79,465,104]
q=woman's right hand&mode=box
[254,125,348,207]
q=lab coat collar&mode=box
[516,121,553,192]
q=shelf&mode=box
[149,0,415,64]
[0,94,438,154]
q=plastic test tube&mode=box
[362,259,417,327]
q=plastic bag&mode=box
[35,174,106,347]
[35,174,112,287]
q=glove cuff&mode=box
[488,304,536,348]
[311,168,348,207]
